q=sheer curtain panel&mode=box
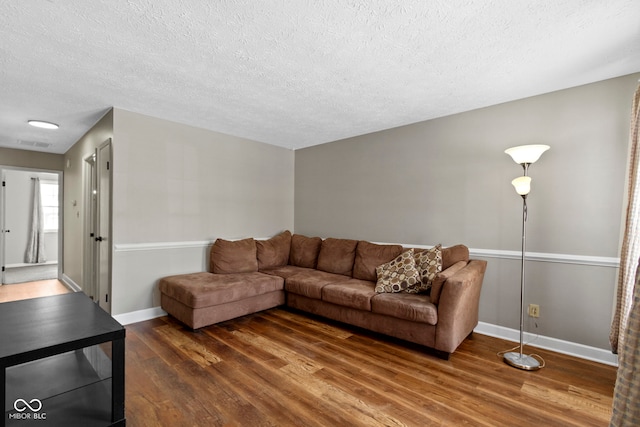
[610,82,640,426]
[25,177,46,263]
[611,83,640,353]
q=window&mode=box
[40,180,59,232]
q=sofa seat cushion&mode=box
[285,270,351,299]
[371,293,438,325]
[322,279,377,311]
[159,272,284,309]
[260,265,314,279]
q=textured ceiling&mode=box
[1,0,639,154]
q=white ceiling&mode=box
[1,0,639,154]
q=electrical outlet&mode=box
[528,304,540,318]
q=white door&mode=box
[83,153,98,300]
[0,169,7,284]
[96,140,112,312]
[1,170,27,278]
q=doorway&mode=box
[84,139,112,313]
[0,167,63,285]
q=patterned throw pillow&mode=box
[405,244,443,294]
[375,249,421,293]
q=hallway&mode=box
[0,279,70,303]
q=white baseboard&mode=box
[61,273,82,292]
[474,321,618,367]
[111,304,618,366]
[5,260,58,268]
[60,276,167,326]
[114,306,167,325]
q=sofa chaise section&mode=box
[159,272,284,329]
[159,237,286,329]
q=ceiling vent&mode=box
[17,140,52,149]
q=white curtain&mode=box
[611,83,640,353]
[25,177,46,263]
[610,82,640,426]
[610,261,640,425]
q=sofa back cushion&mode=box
[210,238,258,274]
[441,244,469,270]
[352,241,404,282]
[289,234,322,268]
[256,230,292,269]
[316,238,359,276]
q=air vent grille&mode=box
[17,140,52,148]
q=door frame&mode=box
[96,139,112,313]
[0,165,63,285]
[83,152,98,299]
[83,138,112,312]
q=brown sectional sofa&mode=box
[159,231,487,358]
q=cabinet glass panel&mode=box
[5,344,113,426]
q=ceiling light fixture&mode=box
[28,120,59,130]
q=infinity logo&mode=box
[14,398,43,412]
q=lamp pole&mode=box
[503,186,540,370]
[503,145,549,371]
[518,190,527,360]
[518,162,529,361]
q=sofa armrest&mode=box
[434,259,487,353]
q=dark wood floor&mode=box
[125,309,616,426]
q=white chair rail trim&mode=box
[113,240,620,268]
[113,240,213,252]
[468,248,619,268]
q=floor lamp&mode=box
[503,144,550,371]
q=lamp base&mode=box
[503,352,541,371]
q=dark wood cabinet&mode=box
[1,293,125,426]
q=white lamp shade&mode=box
[505,145,550,165]
[511,176,531,195]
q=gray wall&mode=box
[110,109,295,315]
[294,73,640,350]
[63,109,114,287]
[0,147,64,171]
[111,109,294,244]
